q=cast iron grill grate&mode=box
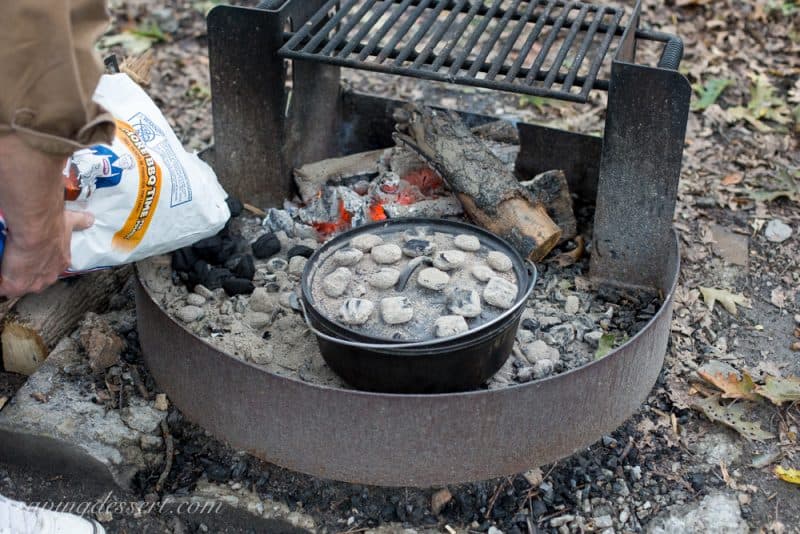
[279,0,639,102]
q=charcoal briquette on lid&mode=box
[287,244,315,259]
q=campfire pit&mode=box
[136,0,690,486]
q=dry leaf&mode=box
[699,287,751,316]
[770,288,786,308]
[698,362,759,401]
[721,173,743,186]
[0,396,7,410]
[774,466,800,485]
[755,375,800,405]
[692,395,775,441]
[431,488,453,515]
[552,236,585,267]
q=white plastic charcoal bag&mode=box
[64,73,230,272]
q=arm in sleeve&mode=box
[0,0,115,156]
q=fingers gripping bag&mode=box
[63,73,230,272]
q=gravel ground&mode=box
[1,0,799,532]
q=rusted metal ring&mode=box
[135,234,679,487]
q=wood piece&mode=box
[394,106,561,261]
[520,170,577,243]
[471,120,520,145]
[1,267,131,375]
[294,149,385,203]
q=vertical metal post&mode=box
[589,59,691,288]
[208,5,288,207]
[284,1,343,169]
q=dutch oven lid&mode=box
[302,218,533,344]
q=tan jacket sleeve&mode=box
[0,0,116,156]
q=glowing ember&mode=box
[369,202,387,221]
[312,199,353,239]
[402,168,443,196]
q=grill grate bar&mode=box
[430,0,482,71]
[467,0,524,78]
[411,0,468,69]
[279,0,677,103]
[337,0,396,58]
[321,0,381,56]
[394,0,450,66]
[524,1,576,85]
[487,0,539,80]
[357,0,417,61]
[578,7,623,98]
[542,3,589,87]
[376,0,435,63]
[302,0,361,53]
[448,0,504,76]
[561,6,605,92]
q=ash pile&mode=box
[151,109,659,389]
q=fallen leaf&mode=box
[755,375,800,405]
[699,287,751,316]
[431,488,452,515]
[721,173,743,186]
[595,333,622,359]
[770,288,786,308]
[0,396,7,410]
[552,236,585,267]
[726,74,793,132]
[752,450,782,469]
[692,78,732,111]
[691,395,775,441]
[698,362,759,401]
[100,31,157,55]
[774,466,800,485]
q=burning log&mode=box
[394,106,561,261]
[1,268,130,375]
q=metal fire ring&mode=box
[135,234,678,487]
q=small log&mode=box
[394,106,561,261]
[294,149,385,203]
[520,170,577,243]
[2,267,131,375]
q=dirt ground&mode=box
[1,0,799,532]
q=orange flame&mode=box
[311,199,353,239]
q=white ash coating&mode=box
[447,289,482,318]
[332,247,363,266]
[287,256,307,276]
[350,233,384,252]
[454,234,481,252]
[417,267,450,291]
[523,340,559,364]
[487,251,513,272]
[381,297,414,324]
[338,298,374,325]
[176,305,204,323]
[532,359,555,379]
[435,315,469,337]
[471,264,495,282]
[249,287,278,314]
[371,243,403,264]
[565,295,580,314]
[186,293,206,306]
[266,257,288,273]
[484,277,518,309]
[432,250,466,271]
[367,267,401,289]
[323,267,352,297]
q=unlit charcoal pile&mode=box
[308,227,520,342]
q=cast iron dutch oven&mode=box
[300,218,537,393]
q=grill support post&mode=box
[208,1,340,207]
[588,10,691,289]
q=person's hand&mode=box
[0,135,94,297]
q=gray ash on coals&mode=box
[146,199,660,390]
